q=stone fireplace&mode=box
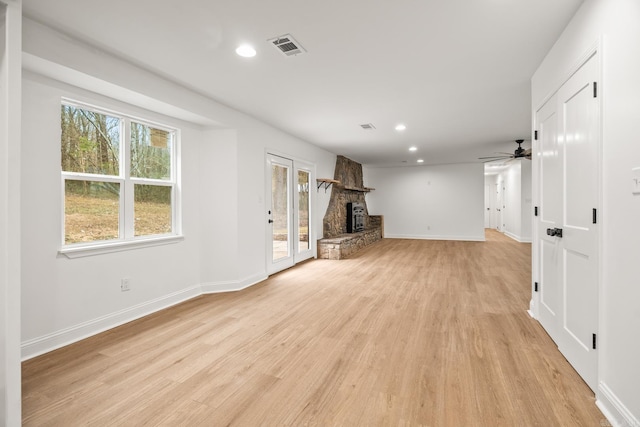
[322,155,371,237]
[318,155,383,259]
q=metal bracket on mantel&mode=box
[316,178,341,193]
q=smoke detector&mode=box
[268,34,306,57]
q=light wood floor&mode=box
[23,230,605,426]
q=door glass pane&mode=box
[272,164,289,261]
[298,170,310,252]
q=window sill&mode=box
[59,235,184,259]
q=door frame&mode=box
[265,150,316,275]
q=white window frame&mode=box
[59,99,182,258]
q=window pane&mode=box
[130,122,172,180]
[61,105,120,175]
[65,180,120,244]
[134,184,172,236]
[298,170,310,251]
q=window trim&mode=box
[59,99,182,255]
[59,235,184,259]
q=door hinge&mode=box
[593,208,597,224]
[534,130,538,140]
[592,333,597,350]
[593,82,598,98]
[534,282,539,292]
[534,206,538,217]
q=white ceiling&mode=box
[23,0,583,166]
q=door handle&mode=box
[546,227,563,238]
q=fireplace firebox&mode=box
[347,202,365,233]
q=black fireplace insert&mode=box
[347,202,365,233]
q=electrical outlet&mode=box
[121,278,131,292]
[632,167,640,195]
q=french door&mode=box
[266,153,314,275]
[534,52,600,391]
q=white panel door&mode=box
[497,178,504,231]
[484,183,491,228]
[534,53,600,391]
[556,55,599,391]
[536,93,562,343]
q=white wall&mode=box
[199,129,239,286]
[532,0,640,424]
[20,74,204,354]
[19,18,336,360]
[363,163,485,241]
[0,1,21,424]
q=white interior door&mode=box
[536,93,562,342]
[556,55,599,390]
[484,183,491,228]
[491,182,498,229]
[496,178,504,231]
[534,53,600,391]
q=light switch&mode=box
[633,167,640,195]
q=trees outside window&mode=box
[61,101,179,246]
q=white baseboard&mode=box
[201,273,267,294]
[504,231,532,243]
[21,284,202,361]
[597,382,640,427]
[528,299,537,318]
[22,272,270,361]
[385,234,485,242]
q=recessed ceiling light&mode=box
[395,124,407,131]
[417,159,424,163]
[409,146,417,152]
[236,44,256,58]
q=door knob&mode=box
[546,227,563,237]
[268,219,273,224]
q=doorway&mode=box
[266,153,314,275]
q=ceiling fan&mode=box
[479,139,532,163]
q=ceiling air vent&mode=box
[268,34,306,57]
[360,123,376,130]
